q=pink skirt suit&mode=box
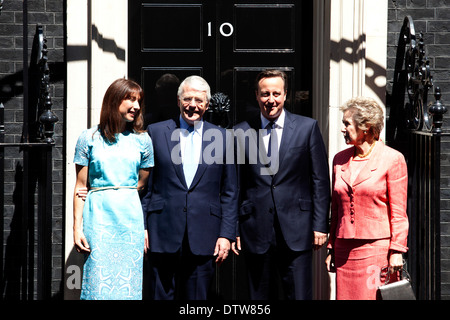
[328,141,409,300]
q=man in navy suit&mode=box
[233,70,330,300]
[141,75,238,300]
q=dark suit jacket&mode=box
[234,110,330,254]
[141,118,238,256]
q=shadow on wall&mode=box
[330,35,388,104]
[1,164,25,299]
[1,159,48,299]
[0,62,64,106]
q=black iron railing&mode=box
[388,16,448,300]
[1,9,58,300]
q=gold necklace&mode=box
[355,141,376,158]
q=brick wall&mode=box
[0,0,64,298]
[387,0,450,128]
[387,0,450,299]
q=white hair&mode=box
[177,75,211,102]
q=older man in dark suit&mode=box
[141,75,237,300]
[233,70,330,300]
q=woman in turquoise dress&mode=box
[73,78,154,300]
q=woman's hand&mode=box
[73,227,90,253]
[73,165,89,253]
[325,251,335,273]
[389,252,403,273]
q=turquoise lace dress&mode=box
[74,127,154,300]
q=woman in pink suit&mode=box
[325,97,409,300]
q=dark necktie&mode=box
[267,121,275,157]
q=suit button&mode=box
[269,207,273,213]
[183,207,187,212]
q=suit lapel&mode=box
[247,116,275,181]
[277,111,295,169]
[341,141,382,187]
[340,154,353,187]
[164,119,188,188]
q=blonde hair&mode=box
[340,97,384,139]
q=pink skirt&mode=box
[334,238,392,300]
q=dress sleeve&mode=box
[73,130,90,167]
[139,133,154,169]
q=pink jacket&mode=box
[328,141,409,252]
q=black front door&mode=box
[129,0,312,128]
[128,0,313,299]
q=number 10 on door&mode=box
[208,22,234,37]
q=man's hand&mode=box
[76,187,88,201]
[214,237,231,266]
[231,236,241,255]
[144,230,149,254]
[313,231,328,250]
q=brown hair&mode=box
[99,78,145,143]
[254,69,288,93]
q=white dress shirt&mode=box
[260,109,285,152]
[179,116,203,165]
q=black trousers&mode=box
[244,216,313,300]
[146,234,215,300]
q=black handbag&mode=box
[378,267,416,300]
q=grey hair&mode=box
[177,75,211,102]
[340,97,384,139]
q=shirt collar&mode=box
[260,109,285,129]
[179,115,203,133]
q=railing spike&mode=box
[429,87,447,134]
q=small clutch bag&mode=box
[378,267,416,300]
